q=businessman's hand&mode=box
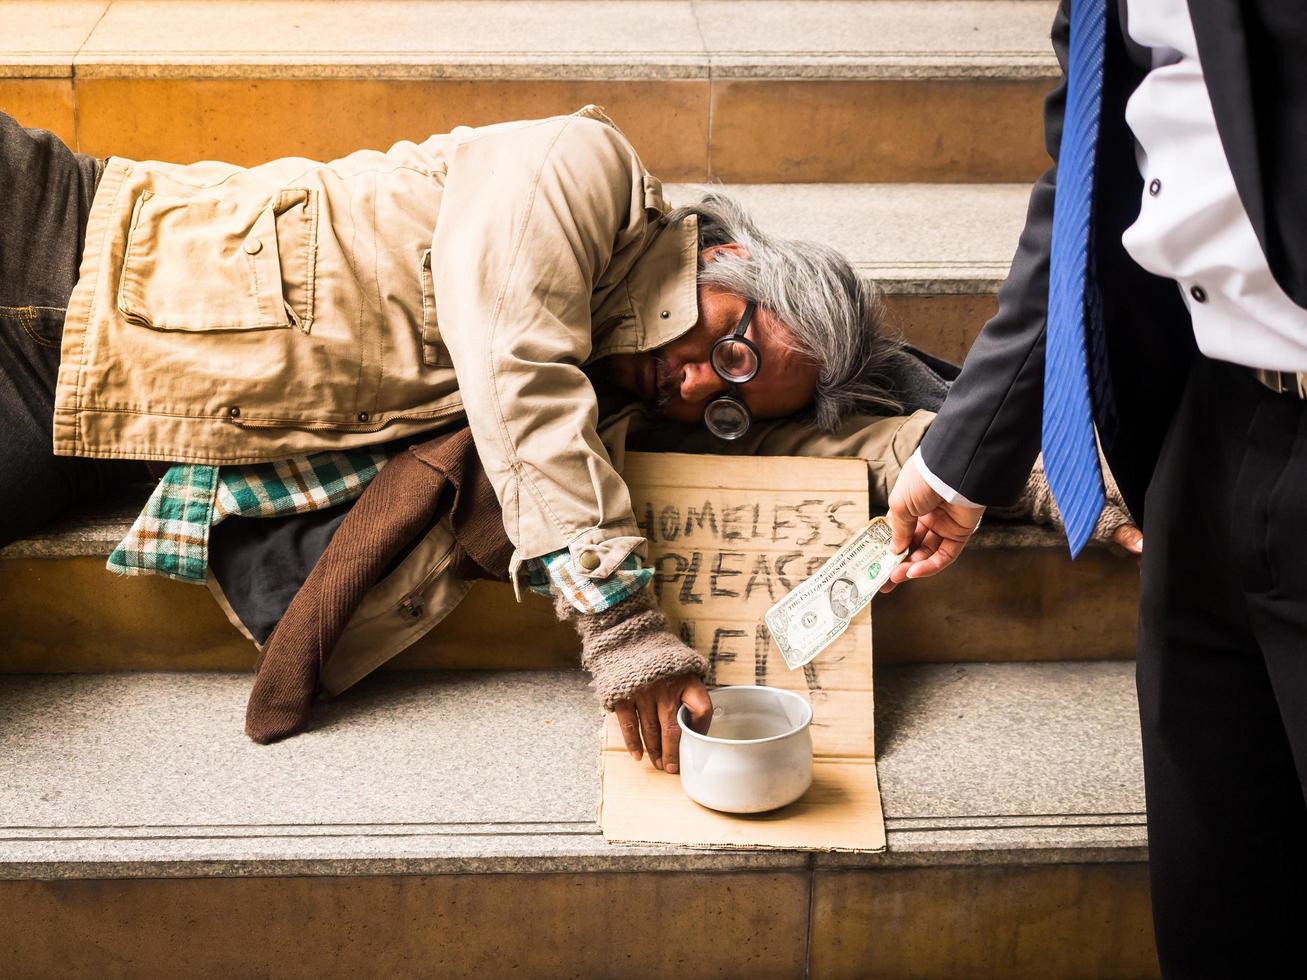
[881,454,985,593]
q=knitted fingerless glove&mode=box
[992,454,1133,544]
[553,588,707,710]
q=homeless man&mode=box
[0,105,1134,759]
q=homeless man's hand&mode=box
[553,587,710,771]
[614,672,713,773]
[881,452,985,593]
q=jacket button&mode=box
[1148,178,1162,196]
[357,412,370,422]
[660,310,670,319]
[243,238,263,255]
[1190,284,1208,303]
[578,550,601,572]
[227,406,241,419]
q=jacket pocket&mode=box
[418,248,452,368]
[117,189,318,333]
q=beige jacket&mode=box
[59,105,697,586]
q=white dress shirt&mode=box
[914,0,1307,507]
[1122,0,1307,372]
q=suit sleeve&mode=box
[916,0,1070,506]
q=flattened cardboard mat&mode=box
[601,452,886,853]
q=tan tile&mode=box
[881,293,997,366]
[811,864,1159,979]
[0,559,578,674]
[0,79,77,145]
[1,871,809,978]
[875,541,1140,663]
[0,558,255,673]
[709,78,1051,182]
[75,77,710,178]
[388,583,577,670]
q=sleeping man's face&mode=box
[601,246,820,433]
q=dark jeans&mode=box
[0,112,148,549]
[1139,355,1307,976]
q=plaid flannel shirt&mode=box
[108,452,648,614]
[524,548,653,610]
[107,451,391,584]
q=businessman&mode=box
[883,1,1307,974]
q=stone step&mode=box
[2,0,1058,182]
[0,662,1157,977]
[0,480,1139,674]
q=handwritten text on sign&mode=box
[621,453,870,708]
[635,495,862,607]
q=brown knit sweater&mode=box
[245,427,512,744]
[991,454,1134,544]
[553,588,707,710]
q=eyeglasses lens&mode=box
[704,397,750,440]
[711,339,759,383]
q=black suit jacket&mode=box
[918,0,1307,525]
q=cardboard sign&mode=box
[600,452,887,852]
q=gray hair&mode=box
[664,191,901,430]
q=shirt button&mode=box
[243,238,263,255]
[1190,284,1208,303]
[578,550,601,572]
[1148,178,1162,197]
[660,310,670,319]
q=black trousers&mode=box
[1139,354,1307,976]
[0,113,148,549]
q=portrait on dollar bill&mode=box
[828,577,859,620]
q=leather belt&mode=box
[1251,368,1307,400]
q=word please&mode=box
[652,549,827,605]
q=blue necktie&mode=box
[1044,0,1107,557]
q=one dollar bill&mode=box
[764,516,905,670]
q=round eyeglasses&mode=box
[703,300,760,440]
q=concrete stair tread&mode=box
[667,183,1030,294]
[5,0,1058,80]
[0,483,154,560]
[0,661,1144,878]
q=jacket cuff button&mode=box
[227,406,241,419]
[578,550,601,572]
[357,412,370,422]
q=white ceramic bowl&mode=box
[676,685,814,814]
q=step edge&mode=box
[4,52,1064,82]
[0,829,1150,881]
